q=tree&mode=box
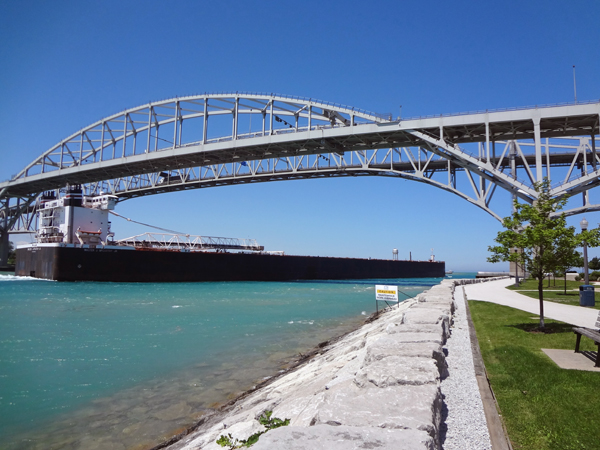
[553,233,584,295]
[7,241,16,265]
[488,179,600,330]
[588,256,600,271]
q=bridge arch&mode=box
[9,92,390,183]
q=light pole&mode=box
[581,217,589,285]
[513,248,520,287]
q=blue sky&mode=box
[2,0,600,271]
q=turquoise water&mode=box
[0,274,467,449]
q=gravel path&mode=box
[440,284,492,450]
[464,277,598,328]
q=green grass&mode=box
[506,278,600,310]
[469,301,600,450]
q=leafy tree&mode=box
[7,241,16,265]
[488,179,600,330]
[588,256,600,271]
[553,234,584,294]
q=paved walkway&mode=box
[463,278,599,328]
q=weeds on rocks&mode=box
[216,411,290,449]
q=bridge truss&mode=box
[2,93,600,263]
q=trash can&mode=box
[579,285,595,307]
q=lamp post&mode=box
[581,217,589,285]
[513,248,520,287]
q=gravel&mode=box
[440,284,492,450]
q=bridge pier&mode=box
[0,229,9,267]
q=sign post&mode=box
[375,284,399,313]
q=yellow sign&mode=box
[375,284,398,301]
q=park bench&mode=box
[572,311,600,367]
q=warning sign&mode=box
[375,285,398,301]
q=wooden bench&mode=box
[572,311,600,367]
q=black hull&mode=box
[16,246,445,282]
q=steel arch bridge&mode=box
[2,92,600,264]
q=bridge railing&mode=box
[403,98,600,121]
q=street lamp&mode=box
[581,217,589,285]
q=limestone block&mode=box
[385,323,446,344]
[417,299,455,315]
[212,419,266,448]
[234,391,273,413]
[417,292,452,301]
[427,293,450,298]
[418,298,450,304]
[365,338,448,378]
[373,310,400,322]
[252,425,435,450]
[379,329,444,345]
[419,293,452,300]
[267,367,331,401]
[412,299,453,311]
[340,337,367,356]
[355,355,440,387]
[270,390,328,427]
[417,293,451,301]
[323,348,368,390]
[385,323,441,334]
[404,308,449,323]
[403,309,451,339]
[366,337,443,362]
[313,380,442,439]
[421,296,455,306]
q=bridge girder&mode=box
[2,94,600,241]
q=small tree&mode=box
[588,256,600,271]
[488,179,599,330]
[554,234,584,295]
[7,241,16,265]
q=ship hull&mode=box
[16,245,445,282]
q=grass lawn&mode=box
[506,278,600,310]
[469,301,600,450]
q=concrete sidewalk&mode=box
[463,278,599,328]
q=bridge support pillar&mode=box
[0,229,9,267]
[533,117,543,181]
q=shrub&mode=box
[216,411,290,449]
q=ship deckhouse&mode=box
[37,186,116,247]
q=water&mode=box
[0,273,463,449]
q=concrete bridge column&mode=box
[533,116,543,181]
[0,229,9,267]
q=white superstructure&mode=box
[37,187,116,246]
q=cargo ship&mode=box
[15,187,445,282]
